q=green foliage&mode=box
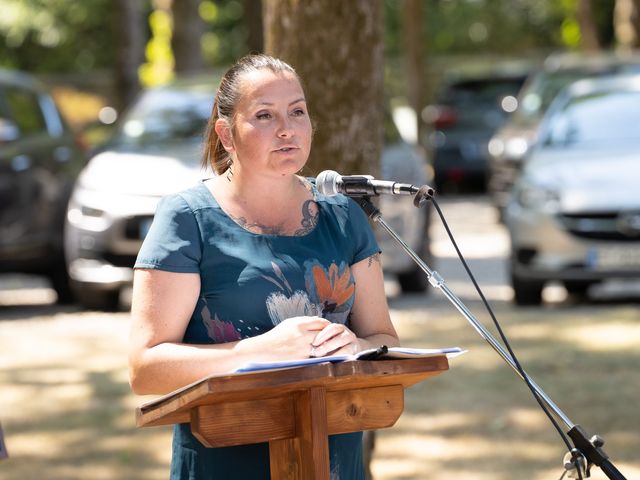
[0,0,619,78]
[384,0,615,58]
[0,0,119,73]
[199,0,251,66]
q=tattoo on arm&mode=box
[368,253,381,267]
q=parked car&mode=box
[488,51,640,220]
[423,71,528,193]
[65,77,433,310]
[505,74,640,305]
[0,69,86,303]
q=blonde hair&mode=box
[202,54,302,174]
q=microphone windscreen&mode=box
[316,170,340,196]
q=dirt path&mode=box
[1,196,639,479]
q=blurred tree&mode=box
[403,0,429,148]
[244,0,264,53]
[171,0,206,73]
[115,0,145,110]
[263,0,384,177]
[576,0,601,50]
[614,0,640,50]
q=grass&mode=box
[0,297,638,479]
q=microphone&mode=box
[316,170,424,197]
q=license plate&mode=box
[588,246,640,270]
[139,218,153,239]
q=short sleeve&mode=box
[346,197,380,265]
[134,193,202,273]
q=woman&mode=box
[128,53,399,479]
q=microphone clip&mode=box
[341,175,376,197]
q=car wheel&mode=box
[48,262,75,305]
[511,270,544,306]
[74,286,121,311]
[397,265,429,293]
[564,280,595,298]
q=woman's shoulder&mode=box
[162,181,216,213]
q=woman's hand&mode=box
[310,322,361,357]
[253,316,331,360]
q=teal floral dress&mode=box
[135,180,379,479]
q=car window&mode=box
[440,78,524,108]
[514,65,640,126]
[3,87,48,137]
[109,88,213,148]
[544,90,640,146]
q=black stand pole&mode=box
[355,193,627,480]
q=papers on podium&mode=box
[233,346,465,373]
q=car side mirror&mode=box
[0,118,19,144]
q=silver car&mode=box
[505,74,640,305]
[65,79,432,310]
[488,51,640,220]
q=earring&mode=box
[226,158,233,182]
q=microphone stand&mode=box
[355,193,627,480]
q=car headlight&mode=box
[513,179,560,212]
[504,137,529,159]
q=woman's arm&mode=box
[310,253,399,356]
[128,268,330,395]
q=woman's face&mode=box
[222,69,312,179]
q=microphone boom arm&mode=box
[355,195,626,480]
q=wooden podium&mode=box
[136,356,449,479]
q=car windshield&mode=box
[512,71,595,126]
[543,89,640,146]
[108,87,213,149]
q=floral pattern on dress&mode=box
[201,300,242,343]
[263,261,322,326]
[305,260,354,324]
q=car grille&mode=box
[559,211,640,241]
[124,215,154,240]
[102,252,138,268]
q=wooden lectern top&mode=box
[136,356,450,480]
[137,356,449,428]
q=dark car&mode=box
[487,51,640,220]
[423,72,528,193]
[0,69,86,302]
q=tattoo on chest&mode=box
[229,200,319,236]
[230,214,286,235]
[293,200,319,236]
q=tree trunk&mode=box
[244,0,264,53]
[171,0,206,73]
[577,0,601,51]
[403,0,428,149]
[263,0,384,177]
[114,0,145,110]
[615,0,640,50]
